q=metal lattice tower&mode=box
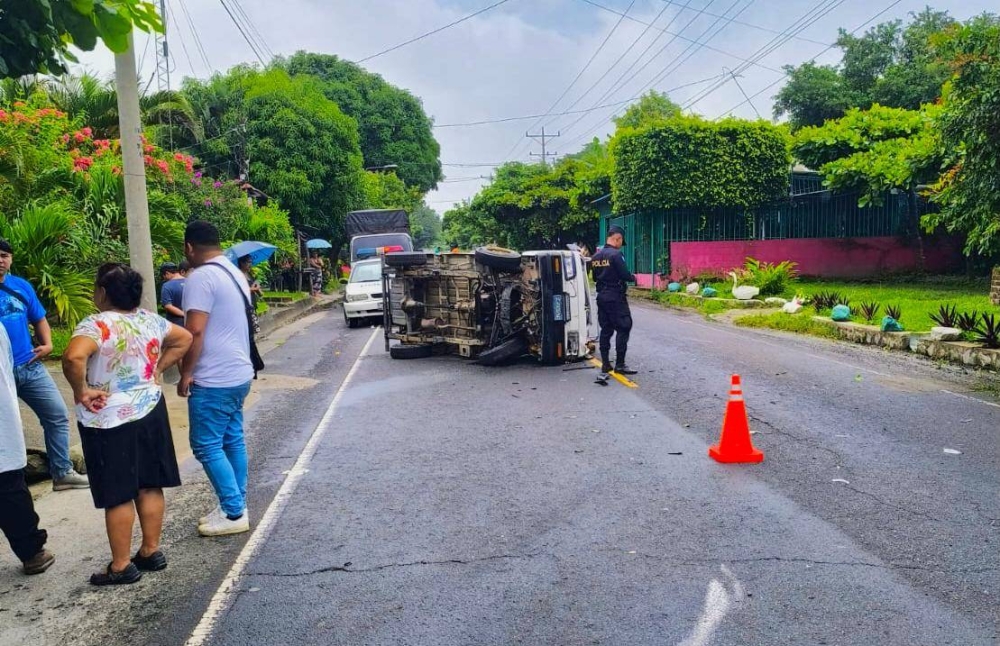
[155,0,171,92]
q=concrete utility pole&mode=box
[114,33,157,311]
[527,126,560,166]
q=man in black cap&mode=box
[590,225,637,380]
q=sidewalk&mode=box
[21,293,337,493]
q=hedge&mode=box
[610,117,791,214]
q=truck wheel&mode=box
[389,343,433,360]
[475,247,521,273]
[476,336,528,366]
[384,252,427,268]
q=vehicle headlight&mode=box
[347,293,368,302]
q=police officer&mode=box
[591,225,638,380]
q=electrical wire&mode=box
[167,4,198,77]
[219,0,268,65]
[435,95,660,128]
[577,0,782,74]
[717,0,906,117]
[682,0,849,110]
[657,0,831,46]
[178,0,212,71]
[356,0,513,64]
[229,0,275,59]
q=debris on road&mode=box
[943,448,962,455]
[832,478,850,484]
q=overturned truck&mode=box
[381,247,595,365]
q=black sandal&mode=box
[90,562,142,586]
[132,550,167,572]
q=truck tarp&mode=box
[344,209,410,238]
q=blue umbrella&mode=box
[225,241,277,266]
[306,238,333,250]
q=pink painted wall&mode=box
[667,236,962,280]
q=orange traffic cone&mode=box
[708,375,764,463]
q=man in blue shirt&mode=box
[160,262,186,326]
[0,240,88,490]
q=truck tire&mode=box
[389,343,433,360]
[476,336,528,366]
[475,247,521,273]
[385,252,428,268]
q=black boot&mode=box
[614,352,638,375]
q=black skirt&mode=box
[79,395,182,509]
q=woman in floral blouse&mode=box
[62,264,192,586]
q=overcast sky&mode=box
[76,0,994,214]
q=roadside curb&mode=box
[258,292,339,340]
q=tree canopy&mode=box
[775,8,956,129]
[612,90,681,130]
[281,52,442,193]
[179,67,366,244]
[0,0,163,78]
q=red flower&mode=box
[95,320,111,342]
[145,338,160,363]
[144,362,155,381]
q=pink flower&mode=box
[213,181,222,188]
[204,199,213,207]
[81,127,92,137]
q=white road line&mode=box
[940,389,1000,410]
[678,565,744,646]
[185,327,381,646]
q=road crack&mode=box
[246,552,540,578]
[630,553,1000,574]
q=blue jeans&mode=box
[189,382,252,517]
[14,362,72,479]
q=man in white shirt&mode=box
[0,324,55,574]
[180,221,255,537]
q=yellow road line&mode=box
[589,358,639,389]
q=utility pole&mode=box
[526,126,560,166]
[115,33,157,311]
[155,0,171,93]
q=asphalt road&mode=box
[194,302,997,645]
[7,302,997,645]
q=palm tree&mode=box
[46,72,203,144]
[0,76,46,106]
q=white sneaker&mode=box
[198,511,250,537]
[199,506,222,526]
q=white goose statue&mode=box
[729,271,760,301]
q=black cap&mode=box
[0,239,12,254]
[607,225,626,240]
[159,262,179,277]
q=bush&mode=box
[743,257,798,296]
[611,116,790,213]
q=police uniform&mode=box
[590,226,636,374]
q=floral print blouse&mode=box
[72,309,171,429]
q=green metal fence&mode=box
[599,189,935,275]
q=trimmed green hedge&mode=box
[610,117,791,213]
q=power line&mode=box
[434,95,660,128]
[177,0,212,71]
[167,3,198,77]
[219,0,268,65]
[577,0,783,74]
[682,0,848,110]
[717,0,906,118]
[356,0,513,64]
[657,0,832,47]
[229,0,274,59]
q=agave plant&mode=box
[885,304,903,321]
[956,311,981,333]
[811,291,835,311]
[975,314,1000,349]
[859,301,881,323]
[930,305,958,328]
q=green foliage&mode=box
[743,257,798,296]
[362,170,420,214]
[930,304,958,328]
[860,301,881,323]
[611,116,790,213]
[792,104,944,203]
[775,8,957,129]
[924,15,1000,256]
[734,311,841,339]
[281,52,442,192]
[0,0,163,78]
[0,202,94,326]
[180,67,366,245]
[885,304,903,321]
[409,204,443,249]
[956,311,980,333]
[613,91,681,130]
[442,158,605,251]
[974,313,1000,349]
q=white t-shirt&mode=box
[0,325,26,473]
[183,256,255,388]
